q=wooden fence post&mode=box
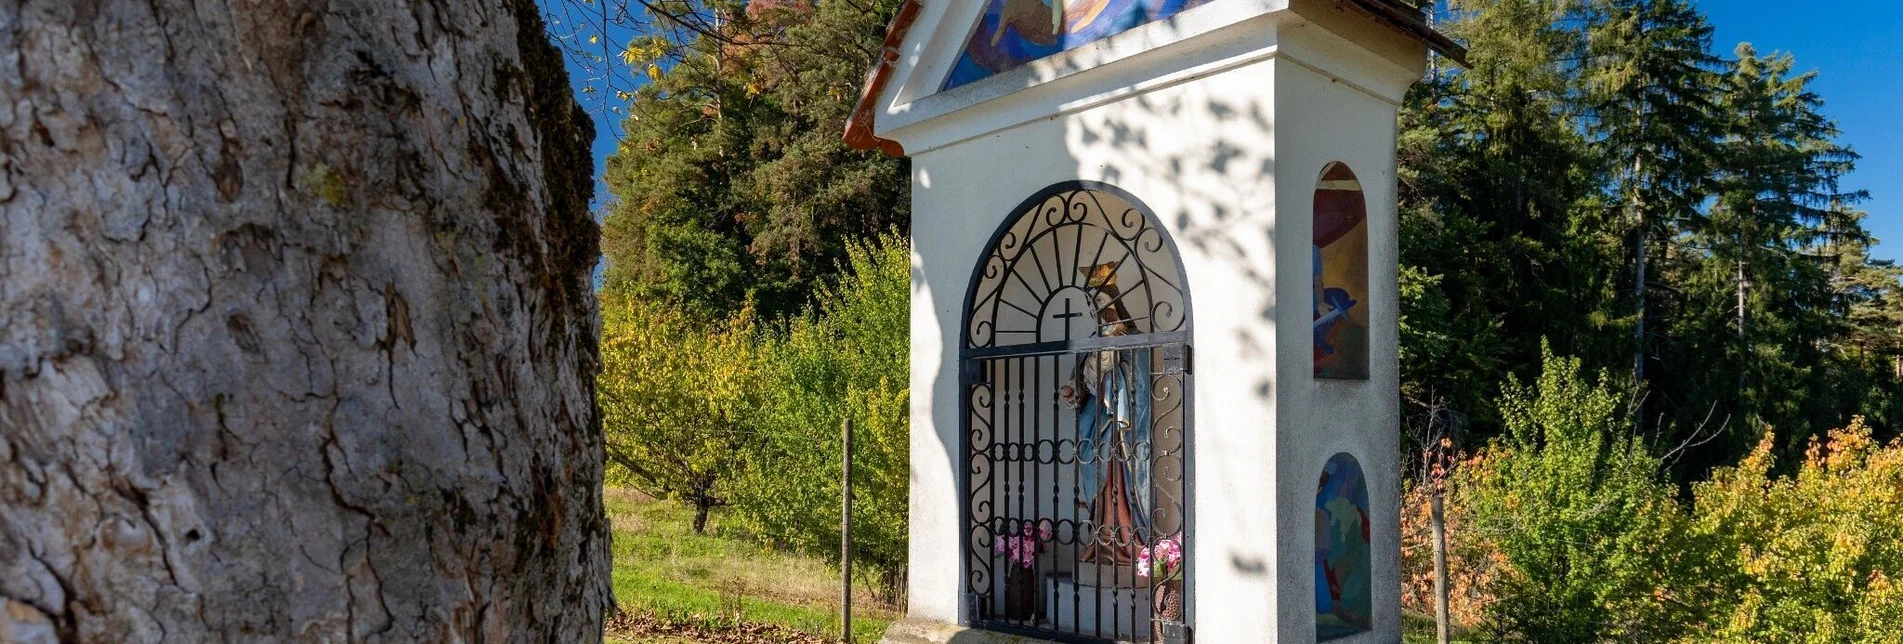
[841,417,854,643]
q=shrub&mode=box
[1454,343,1690,642]
[1400,478,1503,628]
[1684,416,1903,643]
[732,234,911,602]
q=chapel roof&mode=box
[842,0,1468,156]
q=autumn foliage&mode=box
[1684,417,1903,642]
[1405,347,1903,641]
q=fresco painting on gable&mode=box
[941,0,1213,90]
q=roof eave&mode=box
[1339,0,1469,67]
[842,0,921,156]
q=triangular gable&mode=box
[843,0,1465,156]
[844,0,1240,155]
[942,0,1219,90]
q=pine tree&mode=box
[1399,0,1625,434]
[593,0,908,319]
[600,5,774,316]
[1578,0,1723,424]
[1666,44,1870,467]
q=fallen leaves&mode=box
[606,611,835,644]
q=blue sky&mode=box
[556,1,1899,260]
[1697,1,1901,261]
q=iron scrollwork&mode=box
[960,182,1194,643]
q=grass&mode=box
[605,488,897,643]
[605,487,1477,643]
[1401,611,1485,644]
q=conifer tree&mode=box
[1579,0,1722,420]
[1665,44,1870,467]
[1399,0,1617,426]
[588,0,908,319]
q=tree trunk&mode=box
[1631,191,1648,389]
[693,499,714,535]
[0,1,610,642]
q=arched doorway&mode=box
[960,181,1193,642]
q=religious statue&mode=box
[1058,263,1153,565]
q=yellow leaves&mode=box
[1822,415,1876,472]
[1685,414,1903,640]
[598,297,765,494]
[647,63,662,82]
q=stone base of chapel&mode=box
[878,617,1070,644]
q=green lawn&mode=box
[605,488,896,643]
[606,487,1477,643]
[1402,611,1484,644]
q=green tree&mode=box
[733,235,912,600]
[1399,0,1623,432]
[598,9,773,316]
[1579,0,1723,421]
[1456,344,1689,641]
[598,295,763,533]
[1829,238,1903,429]
[595,0,908,320]
[1660,43,1874,470]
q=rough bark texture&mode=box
[0,0,609,641]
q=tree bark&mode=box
[0,0,610,642]
[1630,155,1649,391]
[693,499,714,535]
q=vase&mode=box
[1003,567,1037,620]
[1151,578,1183,641]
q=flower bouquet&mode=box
[1138,535,1185,639]
[993,520,1052,620]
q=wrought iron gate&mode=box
[960,182,1193,643]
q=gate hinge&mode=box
[1164,345,1193,375]
[1160,620,1191,644]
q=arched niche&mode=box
[1313,162,1370,380]
[959,181,1193,642]
[1315,452,1372,640]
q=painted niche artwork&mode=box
[1315,452,1373,640]
[1058,262,1153,565]
[1313,162,1370,380]
[942,0,1212,90]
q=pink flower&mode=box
[998,521,1061,570]
[1138,537,1183,579]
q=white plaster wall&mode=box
[1269,53,1407,644]
[908,53,1283,642]
[904,7,1420,642]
